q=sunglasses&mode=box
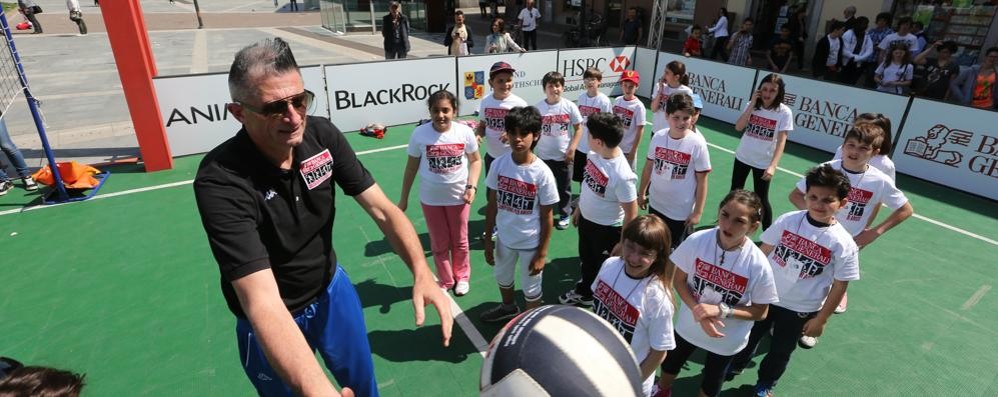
[238,90,315,119]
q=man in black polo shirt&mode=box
[194,38,452,397]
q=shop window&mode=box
[895,0,996,66]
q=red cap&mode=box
[620,70,640,85]
[489,61,516,78]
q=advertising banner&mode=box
[654,52,757,124]
[456,51,559,116]
[324,57,456,131]
[556,46,636,98]
[154,66,328,157]
[778,75,910,153]
[634,47,659,99]
[893,99,998,199]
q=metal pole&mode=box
[193,0,204,29]
[370,1,376,34]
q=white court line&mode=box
[961,285,991,311]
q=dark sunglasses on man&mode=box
[237,90,315,119]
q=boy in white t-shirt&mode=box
[638,93,711,249]
[476,61,529,176]
[728,164,860,397]
[878,16,921,61]
[481,106,559,323]
[559,112,638,307]
[574,67,614,185]
[613,70,647,170]
[535,71,583,230]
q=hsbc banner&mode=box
[654,52,756,124]
[893,99,998,199]
[154,66,329,157]
[778,75,909,153]
[456,51,559,117]
[634,47,659,99]
[556,46,636,98]
[324,57,456,131]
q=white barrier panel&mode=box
[456,51,559,116]
[324,57,456,131]
[154,66,329,157]
[654,52,756,124]
[893,99,998,199]
[779,75,910,153]
[556,46,636,98]
[634,47,658,99]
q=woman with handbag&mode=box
[18,0,42,34]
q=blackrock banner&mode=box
[779,75,909,153]
[655,52,756,124]
[456,51,559,117]
[324,57,456,131]
[894,99,998,199]
[154,66,329,157]
[634,47,659,99]
[557,47,636,99]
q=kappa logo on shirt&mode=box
[613,105,635,128]
[299,149,334,190]
[692,258,748,306]
[774,230,832,279]
[745,114,777,141]
[583,159,609,197]
[593,279,639,343]
[484,108,510,131]
[845,187,873,221]
[426,143,465,174]
[496,175,537,215]
[653,147,692,179]
[541,114,571,136]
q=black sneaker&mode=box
[0,181,13,196]
[480,303,520,323]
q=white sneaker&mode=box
[798,335,818,349]
[23,177,38,191]
[454,281,470,296]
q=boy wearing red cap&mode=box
[613,70,647,170]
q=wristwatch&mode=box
[718,302,731,319]
[466,184,477,191]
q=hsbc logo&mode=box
[609,56,630,72]
[561,55,632,78]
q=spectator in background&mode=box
[913,40,959,101]
[707,7,730,61]
[620,7,643,45]
[839,16,873,84]
[726,18,754,67]
[813,21,845,80]
[879,17,920,61]
[17,0,42,34]
[950,47,998,110]
[518,0,541,50]
[486,18,526,53]
[787,7,807,71]
[289,0,298,12]
[66,0,87,35]
[479,0,488,19]
[767,24,794,73]
[874,43,914,95]
[445,10,474,56]
[382,1,410,59]
[912,21,928,54]
[683,25,703,57]
[841,5,857,31]
[866,12,895,87]
[0,118,38,196]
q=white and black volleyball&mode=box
[480,305,642,397]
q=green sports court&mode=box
[1,102,996,396]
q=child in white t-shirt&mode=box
[729,165,860,397]
[559,112,638,307]
[874,43,914,95]
[592,215,676,396]
[650,60,694,133]
[656,190,778,397]
[832,113,897,181]
[638,93,711,249]
[399,90,482,296]
[574,67,614,185]
[535,71,583,230]
[732,73,794,230]
[481,106,559,323]
[613,70,647,169]
[476,61,529,174]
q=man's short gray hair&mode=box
[228,38,300,102]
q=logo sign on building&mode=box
[778,75,909,153]
[324,57,456,131]
[654,52,756,124]
[456,51,559,116]
[557,47,636,98]
[154,66,329,157]
[893,99,998,199]
[634,47,659,99]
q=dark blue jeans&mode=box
[0,119,30,181]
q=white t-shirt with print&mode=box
[874,62,913,95]
[671,228,779,356]
[576,91,613,154]
[878,32,921,54]
[613,96,647,155]
[833,146,897,182]
[795,160,908,237]
[645,129,712,221]
[579,153,638,226]
[534,98,583,161]
[591,257,675,396]
[407,122,478,206]
[485,154,559,250]
[651,84,695,133]
[734,103,794,169]
[761,210,860,313]
[478,93,529,158]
